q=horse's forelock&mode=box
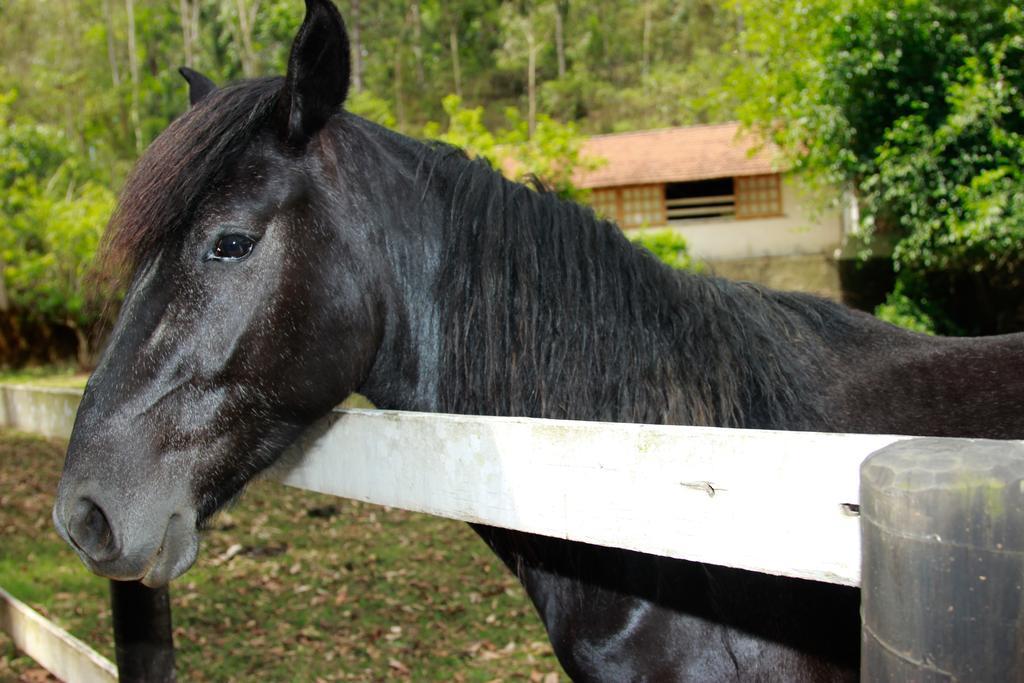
[98,77,284,286]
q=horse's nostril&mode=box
[68,497,119,562]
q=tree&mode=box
[730,0,1024,334]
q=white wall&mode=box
[638,175,844,261]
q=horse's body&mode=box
[53,2,1024,680]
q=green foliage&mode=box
[0,93,114,362]
[726,0,844,188]
[424,93,597,199]
[0,0,740,366]
[731,0,1024,333]
[530,1,741,132]
[0,0,744,174]
[4,184,114,326]
[423,95,498,160]
[629,230,702,272]
[346,90,398,129]
[876,26,1024,279]
[873,287,939,335]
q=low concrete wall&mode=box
[706,254,896,311]
[708,253,842,300]
[0,384,81,440]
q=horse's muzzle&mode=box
[53,481,200,587]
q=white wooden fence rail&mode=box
[0,587,117,683]
[1,383,911,588]
[275,409,909,586]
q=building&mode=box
[574,123,863,299]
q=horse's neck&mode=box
[403,160,844,428]
[348,130,1024,438]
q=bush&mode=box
[873,290,938,335]
[1,92,114,367]
[629,230,702,272]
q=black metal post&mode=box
[109,580,176,683]
[860,438,1024,681]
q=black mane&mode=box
[424,146,863,429]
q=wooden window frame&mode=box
[734,173,784,220]
[591,184,667,230]
[594,174,784,227]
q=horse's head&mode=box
[53,0,391,586]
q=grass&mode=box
[0,430,565,681]
[0,366,89,389]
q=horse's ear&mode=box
[278,0,350,147]
[178,67,218,107]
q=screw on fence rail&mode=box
[860,438,1024,682]
[109,580,176,683]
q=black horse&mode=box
[53,1,1024,680]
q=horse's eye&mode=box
[212,234,255,261]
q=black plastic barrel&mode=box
[861,437,1024,681]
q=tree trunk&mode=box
[0,255,9,313]
[394,48,405,130]
[179,0,201,69]
[125,0,143,154]
[71,324,93,371]
[409,1,425,85]
[349,0,362,93]
[59,0,85,147]
[102,0,122,88]
[554,0,568,79]
[234,0,260,77]
[642,1,653,82]
[179,0,193,68]
[190,1,201,65]
[527,13,536,139]
[102,0,133,156]
[448,17,462,98]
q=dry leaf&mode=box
[388,658,410,675]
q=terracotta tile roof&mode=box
[573,122,784,189]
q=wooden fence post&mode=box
[109,581,176,683]
[860,438,1024,681]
